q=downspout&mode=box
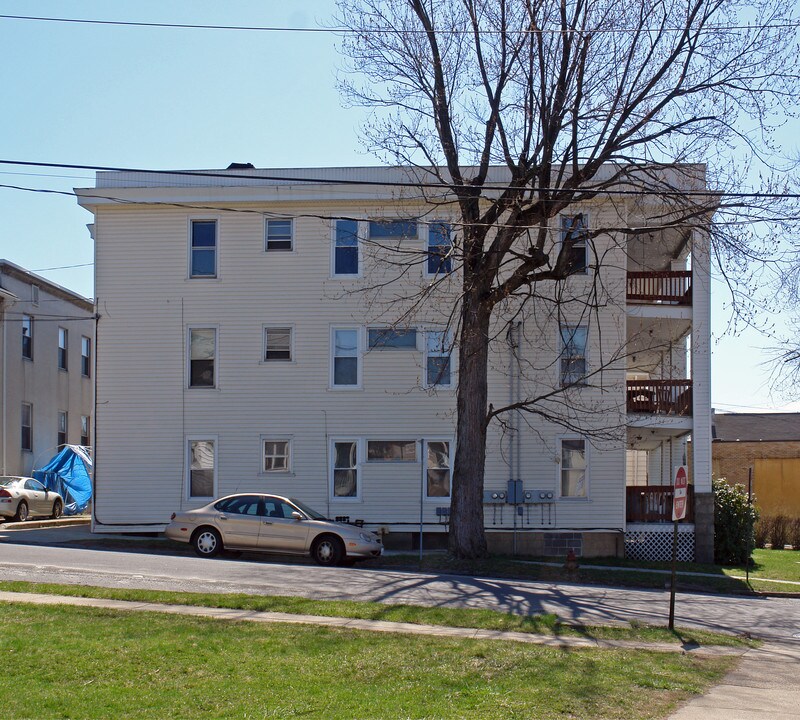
[1,299,7,474]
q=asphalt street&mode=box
[0,537,798,642]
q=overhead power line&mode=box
[0,13,797,35]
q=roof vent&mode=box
[226,162,255,170]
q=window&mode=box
[81,336,91,377]
[560,438,587,497]
[367,328,417,350]
[188,439,216,498]
[58,327,68,370]
[264,327,292,361]
[560,213,588,273]
[190,220,217,278]
[333,219,359,275]
[58,411,68,447]
[31,284,39,306]
[368,219,418,239]
[332,328,359,387]
[427,222,452,275]
[21,403,32,452]
[80,415,90,446]
[425,441,451,498]
[21,315,33,360]
[263,440,290,472]
[426,330,452,387]
[189,328,216,388]
[332,440,358,498]
[367,440,417,462]
[266,219,293,251]
[559,325,588,385]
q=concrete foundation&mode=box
[694,492,715,563]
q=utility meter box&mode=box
[507,479,523,504]
[482,490,507,504]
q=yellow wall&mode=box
[753,458,800,516]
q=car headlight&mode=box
[359,532,374,543]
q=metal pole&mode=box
[746,467,753,586]
[419,439,424,567]
[668,518,679,630]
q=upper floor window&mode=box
[427,222,452,275]
[368,219,418,240]
[426,330,452,387]
[560,438,587,497]
[332,328,359,387]
[58,328,68,370]
[190,220,217,278]
[559,325,587,386]
[31,284,39,306]
[22,315,33,360]
[367,440,417,462]
[264,327,292,361]
[189,328,216,388]
[560,213,588,274]
[58,411,68,447]
[425,440,451,498]
[21,403,32,452]
[80,415,91,446]
[266,219,293,251]
[367,328,417,350]
[81,336,92,377]
[333,219,359,276]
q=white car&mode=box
[0,476,64,522]
[165,493,383,566]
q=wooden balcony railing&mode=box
[627,485,695,523]
[627,271,692,305]
[627,379,693,415]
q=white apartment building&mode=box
[76,166,713,560]
[0,260,95,476]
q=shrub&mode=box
[713,478,758,565]
[789,518,800,551]
[754,516,771,549]
[771,515,790,550]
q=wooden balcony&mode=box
[627,380,693,415]
[626,485,695,523]
[627,271,692,305]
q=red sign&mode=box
[672,465,688,521]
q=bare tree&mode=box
[334,0,798,557]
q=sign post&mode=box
[668,466,688,631]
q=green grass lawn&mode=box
[0,580,754,647]
[0,602,735,719]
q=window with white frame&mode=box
[427,222,452,275]
[332,440,358,498]
[80,415,90,446]
[58,411,68,447]
[188,439,216,498]
[263,440,290,472]
[21,403,32,452]
[425,440,451,498]
[31,284,40,306]
[190,220,217,278]
[559,325,587,386]
[368,219,418,240]
[58,327,68,370]
[21,315,33,360]
[264,327,292,361]
[81,336,91,377]
[332,328,359,387]
[189,328,216,388]
[266,218,293,251]
[367,440,417,462]
[560,213,588,274]
[426,330,452,387]
[560,438,587,497]
[367,328,417,350]
[333,219,359,276]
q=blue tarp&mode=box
[33,445,92,515]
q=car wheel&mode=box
[192,527,223,558]
[15,500,29,522]
[311,535,344,566]
[51,499,63,519]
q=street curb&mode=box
[0,517,90,531]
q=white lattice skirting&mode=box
[624,524,695,562]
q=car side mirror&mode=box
[291,511,303,521]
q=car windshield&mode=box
[289,498,327,520]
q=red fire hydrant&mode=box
[564,548,579,570]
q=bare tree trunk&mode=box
[449,282,491,558]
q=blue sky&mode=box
[1,0,798,412]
